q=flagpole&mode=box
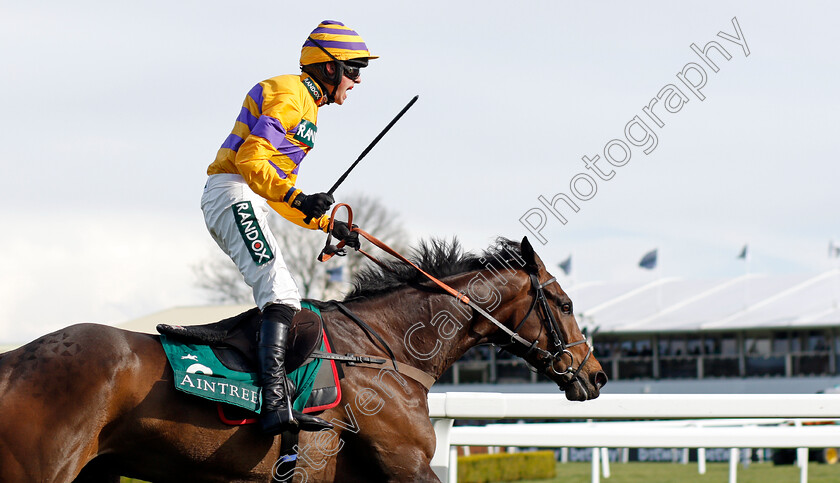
[568,261,576,306]
[638,248,660,311]
[657,249,663,314]
[745,246,750,309]
[831,240,840,307]
[738,244,750,309]
[558,255,573,301]
[569,271,577,314]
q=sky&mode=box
[1,1,838,342]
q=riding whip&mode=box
[303,95,419,223]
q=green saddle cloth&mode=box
[160,302,323,413]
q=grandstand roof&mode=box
[108,270,840,337]
[571,269,840,334]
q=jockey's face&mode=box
[325,62,361,105]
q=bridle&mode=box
[471,273,593,392]
[318,204,594,393]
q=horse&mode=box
[0,236,607,482]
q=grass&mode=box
[514,462,839,483]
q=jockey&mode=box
[201,20,371,435]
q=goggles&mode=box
[342,65,361,81]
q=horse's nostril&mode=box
[593,371,608,389]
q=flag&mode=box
[737,244,748,260]
[830,241,840,258]
[326,266,343,282]
[558,255,572,275]
[638,249,657,270]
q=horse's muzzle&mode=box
[558,369,608,401]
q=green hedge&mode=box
[458,450,556,482]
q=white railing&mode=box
[427,393,840,483]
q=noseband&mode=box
[467,274,593,391]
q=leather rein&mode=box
[318,204,593,390]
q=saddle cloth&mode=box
[157,302,341,415]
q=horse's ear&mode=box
[520,236,540,273]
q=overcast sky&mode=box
[1,1,838,342]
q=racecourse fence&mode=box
[427,392,840,483]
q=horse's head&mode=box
[345,235,605,400]
[484,237,607,401]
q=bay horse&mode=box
[0,237,606,482]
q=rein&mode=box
[318,205,593,389]
[319,205,468,303]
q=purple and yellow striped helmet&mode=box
[300,20,378,66]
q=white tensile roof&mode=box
[3,272,836,354]
[96,269,840,337]
[570,269,840,334]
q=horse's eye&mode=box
[561,303,572,314]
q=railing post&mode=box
[601,448,610,478]
[795,420,807,473]
[797,447,808,483]
[729,448,738,483]
[698,447,706,474]
[591,446,600,483]
[449,447,458,483]
[430,418,454,482]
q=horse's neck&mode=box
[337,270,525,381]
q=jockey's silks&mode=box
[207,73,329,232]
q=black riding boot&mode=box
[258,304,333,435]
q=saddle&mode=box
[156,306,322,374]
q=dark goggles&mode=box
[342,64,361,81]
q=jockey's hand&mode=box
[331,220,360,250]
[293,192,335,218]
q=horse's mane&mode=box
[343,237,523,301]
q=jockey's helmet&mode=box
[300,20,377,103]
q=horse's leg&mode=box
[357,395,441,482]
[309,369,440,482]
